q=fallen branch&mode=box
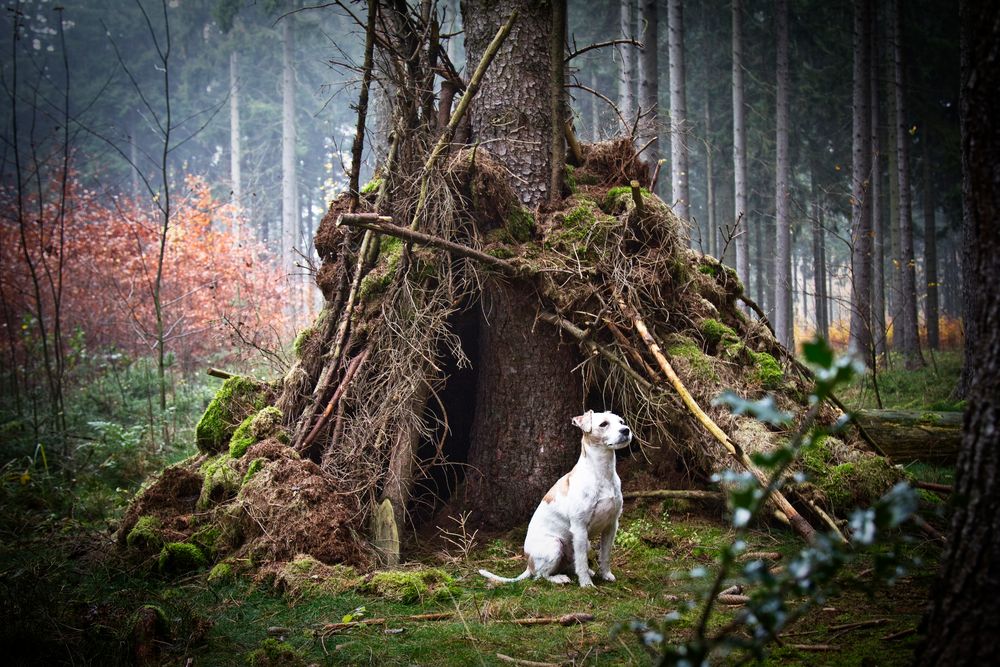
[564,121,584,165]
[299,347,370,454]
[717,594,750,606]
[206,367,234,379]
[320,611,453,636]
[623,489,723,501]
[786,644,838,652]
[621,301,819,544]
[739,551,782,561]
[784,618,889,638]
[913,480,953,495]
[506,612,594,626]
[881,627,916,641]
[337,214,521,276]
[629,180,644,216]
[496,653,560,667]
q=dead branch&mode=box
[650,158,665,191]
[566,38,643,61]
[913,480,952,495]
[337,214,520,275]
[623,489,723,501]
[496,654,561,667]
[622,301,819,544]
[881,627,916,641]
[567,83,629,135]
[347,0,377,205]
[717,594,750,605]
[410,10,519,231]
[739,551,783,561]
[564,121,584,165]
[786,644,838,652]
[506,612,594,626]
[299,347,370,454]
[629,180,644,216]
[206,367,234,379]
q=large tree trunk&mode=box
[889,0,925,369]
[923,134,940,350]
[811,163,829,341]
[230,50,243,243]
[667,0,690,221]
[460,0,583,529]
[703,95,715,258]
[773,0,792,347]
[870,14,888,365]
[281,17,300,311]
[732,0,749,290]
[849,0,873,362]
[918,1,1000,657]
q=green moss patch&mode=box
[125,515,163,553]
[666,335,718,383]
[247,638,306,667]
[699,318,739,348]
[242,457,267,485]
[291,326,315,358]
[158,542,207,574]
[505,207,535,243]
[364,568,458,604]
[359,236,403,302]
[208,562,235,583]
[195,376,268,454]
[229,406,283,458]
[197,455,241,510]
[749,349,784,389]
[360,177,383,195]
[818,456,903,513]
[546,198,612,255]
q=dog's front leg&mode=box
[570,522,594,587]
[597,518,618,582]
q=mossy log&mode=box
[853,410,962,464]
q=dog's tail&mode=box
[477,568,531,584]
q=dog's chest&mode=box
[580,476,621,534]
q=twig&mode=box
[786,644,838,652]
[629,180,644,216]
[566,38,643,61]
[783,618,889,638]
[206,367,234,379]
[913,480,952,495]
[881,627,916,641]
[299,347,370,454]
[505,612,594,626]
[496,654,560,667]
[337,214,520,276]
[623,489,723,501]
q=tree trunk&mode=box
[919,3,1000,656]
[549,0,566,205]
[889,0,925,369]
[853,410,961,464]
[668,0,690,221]
[885,49,901,357]
[281,17,299,311]
[811,164,828,341]
[461,0,582,529]
[229,50,242,243]
[732,0,749,290]
[618,0,635,126]
[590,69,600,141]
[704,96,715,259]
[871,14,888,365]
[923,133,940,350]
[773,0,792,347]
[638,0,659,183]
[849,0,873,362]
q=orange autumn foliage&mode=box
[1,174,288,371]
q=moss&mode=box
[359,237,403,302]
[158,542,207,574]
[242,457,266,485]
[191,523,224,559]
[800,434,833,475]
[700,318,739,347]
[291,326,315,358]
[195,376,267,454]
[504,207,535,243]
[364,568,458,604]
[602,184,651,212]
[749,350,784,389]
[564,164,578,193]
[198,455,240,509]
[819,456,902,513]
[666,335,718,383]
[208,562,234,583]
[229,406,283,458]
[360,177,382,195]
[698,263,718,277]
[487,246,515,259]
[125,515,162,553]
[547,198,610,254]
[247,638,306,667]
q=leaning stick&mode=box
[622,303,818,543]
[299,347,370,453]
[623,489,724,501]
[337,213,521,276]
[505,612,594,626]
[410,11,519,231]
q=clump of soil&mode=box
[118,464,204,547]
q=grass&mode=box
[838,349,964,411]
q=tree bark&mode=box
[923,133,940,350]
[773,0,792,348]
[811,164,828,341]
[704,95,715,259]
[281,17,299,311]
[638,0,659,180]
[549,0,566,205]
[853,410,961,464]
[918,4,1000,657]
[889,0,925,369]
[849,0,873,362]
[871,13,888,365]
[618,0,635,127]
[229,50,242,243]
[668,0,690,221]
[732,0,749,290]
[460,0,583,529]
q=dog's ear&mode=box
[572,410,594,433]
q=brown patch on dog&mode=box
[526,553,535,575]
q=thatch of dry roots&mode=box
[118,137,899,574]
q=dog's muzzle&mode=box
[609,426,632,449]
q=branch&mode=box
[299,346,370,454]
[336,214,521,275]
[623,489,724,501]
[566,38,643,61]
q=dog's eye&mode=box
[599,421,609,428]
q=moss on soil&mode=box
[195,376,267,454]
[749,349,784,389]
[700,318,739,347]
[229,406,283,458]
[360,177,382,195]
[125,515,162,553]
[198,455,241,510]
[291,326,315,358]
[208,562,235,583]
[157,542,208,574]
[505,207,535,243]
[364,568,458,604]
[247,638,307,667]
[242,457,266,485]
[359,236,403,302]
[666,335,718,383]
[819,456,903,513]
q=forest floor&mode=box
[0,351,961,665]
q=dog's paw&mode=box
[599,571,616,582]
[578,578,596,588]
[546,574,571,585]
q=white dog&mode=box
[478,410,632,588]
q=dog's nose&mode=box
[620,426,631,436]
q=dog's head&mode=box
[572,410,632,450]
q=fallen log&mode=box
[623,489,724,501]
[853,410,962,464]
